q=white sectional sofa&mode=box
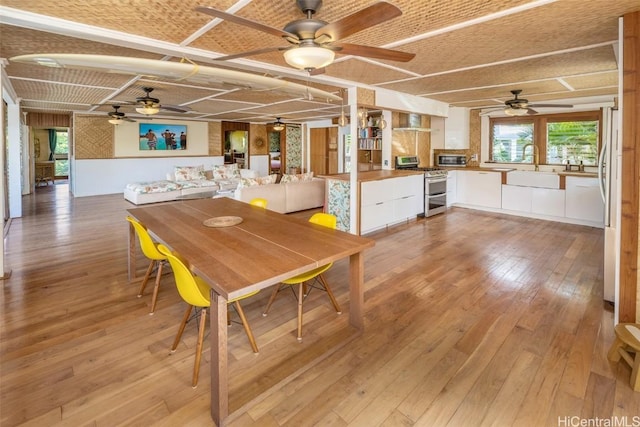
[234,176,325,214]
[124,164,258,205]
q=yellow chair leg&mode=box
[192,307,207,388]
[233,301,259,353]
[318,274,342,314]
[172,305,193,352]
[262,285,281,316]
[297,282,304,341]
[138,259,155,297]
[149,261,163,314]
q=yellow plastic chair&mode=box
[157,244,259,388]
[249,198,268,208]
[262,213,341,341]
[126,216,167,314]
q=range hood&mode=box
[394,112,432,132]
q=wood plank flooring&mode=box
[1,184,638,426]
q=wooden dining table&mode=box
[127,197,374,426]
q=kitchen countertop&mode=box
[319,169,424,182]
[556,171,598,178]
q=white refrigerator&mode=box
[600,106,620,306]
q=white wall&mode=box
[72,156,222,197]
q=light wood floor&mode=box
[1,184,638,426]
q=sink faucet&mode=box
[522,143,539,171]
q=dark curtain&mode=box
[48,129,57,161]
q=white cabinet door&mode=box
[457,171,501,208]
[502,185,532,212]
[361,179,395,205]
[361,201,393,233]
[444,107,469,149]
[565,177,604,224]
[394,195,417,220]
[532,188,565,217]
[446,171,457,206]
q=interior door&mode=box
[310,128,328,175]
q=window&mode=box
[489,111,601,166]
[54,130,69,177]
[546,119,598,165]
[491,122,533,163]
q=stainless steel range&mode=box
[395,156,447,217]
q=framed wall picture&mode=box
[139,123,187,150]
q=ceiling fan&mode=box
[196,0,415,71]
[107,105,135,125]
[486,90,574,116]
[131,87,191,115]
[271,117,286,131]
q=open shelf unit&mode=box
[358,124,382,171]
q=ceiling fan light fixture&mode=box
[272,123,285,131]
[108,118,123,125]
[136,105,160,115]
[504,107,528,116]
[283,46,335,70]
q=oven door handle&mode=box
[426,178,448,183]
[428,193,446,198]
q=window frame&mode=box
[489,110,602,166]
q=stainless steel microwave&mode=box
[437,154,467,167]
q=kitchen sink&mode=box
[506,170,560,189]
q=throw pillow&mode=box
[174,165,204,181]
[237,174,277,189]
[212,164,241,179]
[280,171,314,183]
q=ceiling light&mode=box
[504,107,528,116]
[283,46,335,70]
[136,105,160,115]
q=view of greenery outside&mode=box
[491,123,533,163]
[546,120,598,165]
[54,131,69,177]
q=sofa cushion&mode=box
[179,179,220,189]
[125,180,182,194]
[174,165,204,181]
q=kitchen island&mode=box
[319,170,424,235]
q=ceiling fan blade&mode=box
[124,117,136,122]
[315,1,401,42]
[196,6,298,39]
[159,104,191,113]
[215,46,292,61]
[333,42,415,62]
[528,103,574,108]
[308,67,326,76]
[527,108,539,115]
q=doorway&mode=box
[33,128,69,187]
[268,126,285,175]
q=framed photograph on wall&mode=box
[139,123,187,150]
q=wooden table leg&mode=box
[349,251,365,330]
[210,290,229,426]
[128,222,137,282]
